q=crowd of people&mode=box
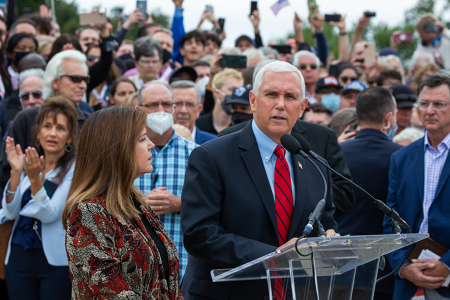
[0,0,448,299]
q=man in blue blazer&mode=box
[171,80,216,145]
[181,61,338,300]
[383,72,450,300]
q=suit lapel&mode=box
[415,141,425,204]
[434,150,450,199]
[239,124,278,234]
[287,153,306,239]
[292,120,308,141]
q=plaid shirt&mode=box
[420,132,450,233]
[134,132,197,280]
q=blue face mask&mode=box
[387,123,398,139]
[321,93,340,110]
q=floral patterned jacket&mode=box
[65,196,183,300]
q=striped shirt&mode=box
[419,132,450,233]
[134,132,197,280]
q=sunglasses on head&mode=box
[19,91,42,101]
[299,64,317,70]
[60,75,90,84]
[341,76,358,82]
[86,55,101,62]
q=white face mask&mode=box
[147,111,173,135]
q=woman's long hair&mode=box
[62,106,148,229]
[34,96,78,184]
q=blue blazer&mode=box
[194,126,216,145]
[181,122,337,300]
[383,137,450,299]
[0,163,74,266]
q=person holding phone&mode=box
[413,13,450,69]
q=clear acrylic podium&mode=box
[211,234,428,300]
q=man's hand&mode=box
[146,187,181,215]
[357,12,371,30]
[249,9,260,34]
[90,9,109,38]
[294,13,303,33]
[329,14,345,33]
[123,9,145,30]
[401,260,446,289]
[390,30,402,50]
[325,229,340,237]
[276,238,300,251]
[309,11,325,34]
[172,0,183,9]
[416,259,450,279]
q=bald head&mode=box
[18,53,46,73]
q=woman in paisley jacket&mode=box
[62,106,183,300]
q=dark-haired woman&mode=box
[6,33,38,91]
[1,96,77,299]
[63,107,183,299]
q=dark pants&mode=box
[5,244,71,300]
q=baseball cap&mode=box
[341,80,368,95]
[169,66,198,84]
[235,35,256,47]
[315,76,342,93]
[379,47,400,58]
[224,85,252,106]
[390,84,416,108]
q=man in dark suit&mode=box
[181,61,339,300]
[219,119,354,215]
[171,80,216,145]
[337,87,403,299]
[383,72,450,300]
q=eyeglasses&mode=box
[299,64,317,70]
[60,75,90,84]
[19,91,42,101]
[141,102,174,111]
[138,59,161,66]
[341,76,358,83]
[86,55,101,62]
[174,102,197,109]
[416,100,450,111]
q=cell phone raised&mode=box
[251,1,258,15]
[79,12,107,25]
[270,45,291,54]
[364,42,376,68]
[220,55,247,69]
[218,18,225,31]
[136,0,147,20]
[325,14,341,22]
[364,11,376,17]
[393,32,412,44]
[205,4,213,14]
[307,0,318,18]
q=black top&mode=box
[196,112,217,135]
[138,212,169,278]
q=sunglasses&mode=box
[86,55,101,62]
[19,91,42,101]
[60,75,90,84]
[341,76,358,83]
[299,64,317,70]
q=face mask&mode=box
[232,111,253,125]
[162,49,172,65]
[118,53,133,61]
[382,115,398,139]
[196,76,209,98]
[214,85,232,115]
[14,51,31,66]
[147,111,173,135]
[321,93,341,110]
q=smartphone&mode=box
[205,4,213,13]
[365,11,376,17]
[325,14,341,22]
[364,42,376,68]
[329,64,339,78]
[424,24,443,34]
[79,12,107,25]
[121,15,129,24]
[344,129,358,135]
[220,55,247,69]
[270,45,291,54]
[218,18,225,31]
[136,0,147,20]
[250,1,258,14]
[307,0,318,18]
[394,32,412,44]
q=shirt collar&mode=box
[424,130,450,152]
[252,119,279,163]
[191,126,197,141]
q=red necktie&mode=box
[273,145,294,300]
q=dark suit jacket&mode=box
[219,120,355,215]
[337,129,403,296]
[383,137,450,299]
[181,122,337,300]
[195,126,216,145]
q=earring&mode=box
[35,139,40,148]
[65,144,73,153]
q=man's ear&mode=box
[299,97,309,118]
[197,104,203,118]
[180,47,186,57]
[249,90,256,113]
[51,78,59,91]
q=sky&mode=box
[73,0,435,48]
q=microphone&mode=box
[280,134,328,237]
[292,133,411,232]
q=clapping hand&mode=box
[5,137,24,175]
[23,147,45,183]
